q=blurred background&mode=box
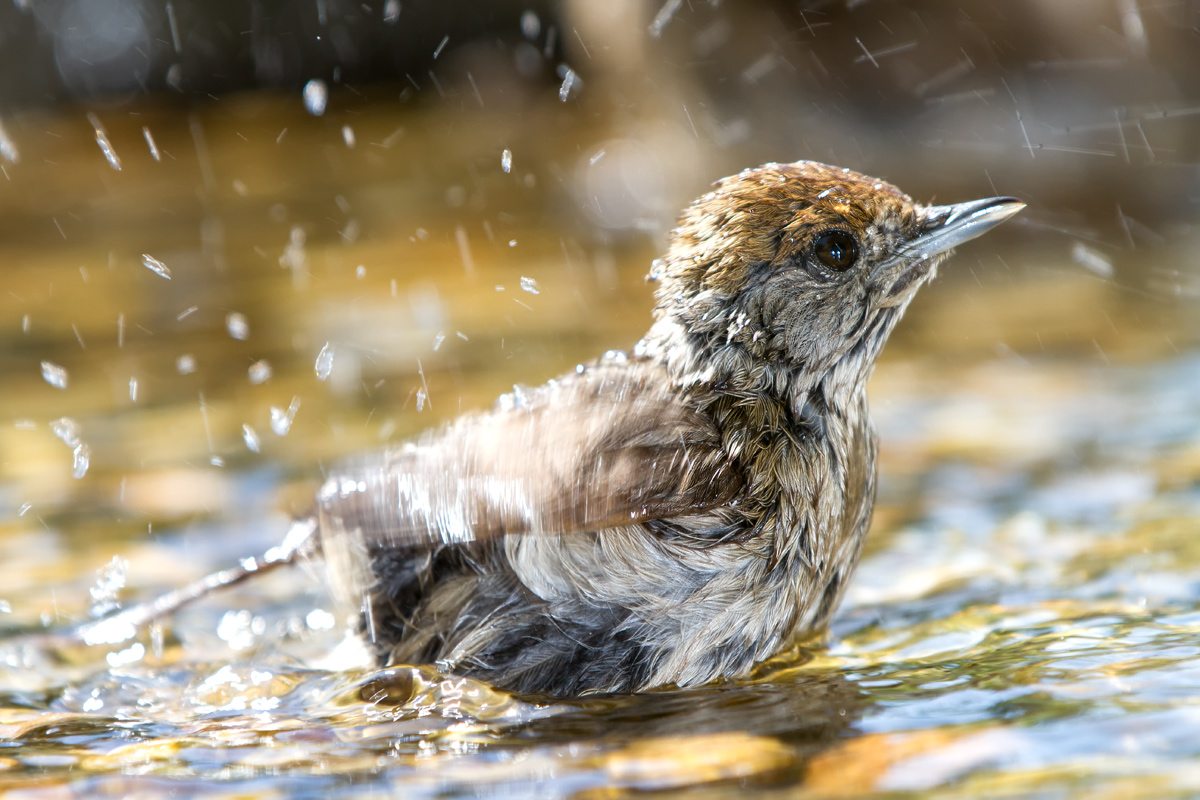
[3,1,1200,796]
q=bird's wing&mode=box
[315,360,741,552]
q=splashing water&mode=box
[141,254,171,279]
[520,276,540,295]
[89,556,126,617]
[51,417,81,446]
[0,118,18,164]
[71,443,90,478]
[87,113,121,171]
[303,80,328,117]
[521,10,540,39]
[559,68,578,102]
[315,343,335,380]
[270,397,300,436]
[501,149,513,173]
[41,361,68,389]
[242,424,260,453]
[248,360,272,385]
[142,126,160,162]
[226,312,250,341]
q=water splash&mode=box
[270,397,301,436]
[501,149,513,173]
[248,360,272,385]
[51,417,81,446]
[142,126,161,162]
[0,118,19,164]
[41,361,68,389]
[303,80,328,117]
[71,444,90,478]
[242,424,260,453]
[141,254,171,279]
[226,312,250,341]
[315,343,335,380]
[89,556,127,618]
[87,113,122,171]
[559,67,578,102]
[520,276,540,295]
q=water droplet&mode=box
[0,118,19,164]
[303,79,328,116]
[51,417,80,446]
[520,276,539,294]
[105,642,145,668]
[72,442,91,479]
[432,332,445,351]
[142,126,161,162]
[248,360,272,385]
[141,253,171,279]
[559,67,578,101]
[416,388,427,411]
[129,377,138,402]
[315,343,335,380]
[306,608,335,630]
[226,312,249,341]
[89,556,125,616]
[383,0,400,23]
[242,424,260,453]
[342,125,356,149]
[521,10,540,39]
[41,361,68,389]
[217,610,260,650]
[1071,241,1114,278]
[88,113,122,171]
[270,397,300,436]
[176,354,196,374]
[501,148,512,173]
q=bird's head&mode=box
[645,161,1023,391]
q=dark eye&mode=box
[813,230,859,271]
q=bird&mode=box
[309,160,1024,697]
[73,160,1021,696]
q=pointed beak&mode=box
[870,196,1024,308]
[911,196,1025,260]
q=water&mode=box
[140,253,171,280]
[0,92,1197,798]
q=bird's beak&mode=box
[912,196,1026,260]
[871,196,1024,307]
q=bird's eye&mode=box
[813,230,859,271]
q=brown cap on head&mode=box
[658,161,919,297]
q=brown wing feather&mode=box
[314,359,740,552]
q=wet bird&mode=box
[79,161,1022,697]
[310,161,1024,696]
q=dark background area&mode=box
[3,0,1200,283]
